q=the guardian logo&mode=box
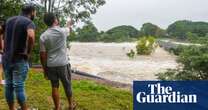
[136,83,197,104]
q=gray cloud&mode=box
[91,0,208,31]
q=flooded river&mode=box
[68,42,178,84]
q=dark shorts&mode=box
[46,64,72,97]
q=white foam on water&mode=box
[68,42,178,84]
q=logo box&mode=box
[133,81,208,110]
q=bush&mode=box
[136,36,156,55]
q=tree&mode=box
[167,20,208,40]
[74,22,100,42]
[37,0,106,23]
[167,20,191,39]
[0,0,23,20]
[140,23,166,38]
[99,25,140,42]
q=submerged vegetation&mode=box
[136,36,157,55]
[126,36,157,58]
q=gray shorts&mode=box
[46,64,72,97]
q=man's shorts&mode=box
[46,64,71,88]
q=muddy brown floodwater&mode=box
[68,42,178,84]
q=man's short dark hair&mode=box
[44,13,56,27]
[22,4,36,15]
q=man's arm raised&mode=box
[61,18,73,37]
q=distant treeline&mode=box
[70,20,208,43]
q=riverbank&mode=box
[0,70,132,110]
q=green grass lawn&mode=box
[0,70,132,110]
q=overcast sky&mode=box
[91,0,208,31]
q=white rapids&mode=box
[68,42,178,84]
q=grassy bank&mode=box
[0,70,132,110]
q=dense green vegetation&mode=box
[167,20,208,42]
[126,36,157,58]
[70,24,140,42]
[157,20,208,80]
[0,70,132,110]
[140,23,166,38]
[0,0,22,20]
[136,36,156,55]
[74,20,208,43]
[70,22,100,42]
[102,25,140,42]
[186,32,208,44]
[157,45,208,80]
[70,22,167,43]
[70,20,208,44]
[156,21,208,80]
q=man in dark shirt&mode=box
[2,4,36,110]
